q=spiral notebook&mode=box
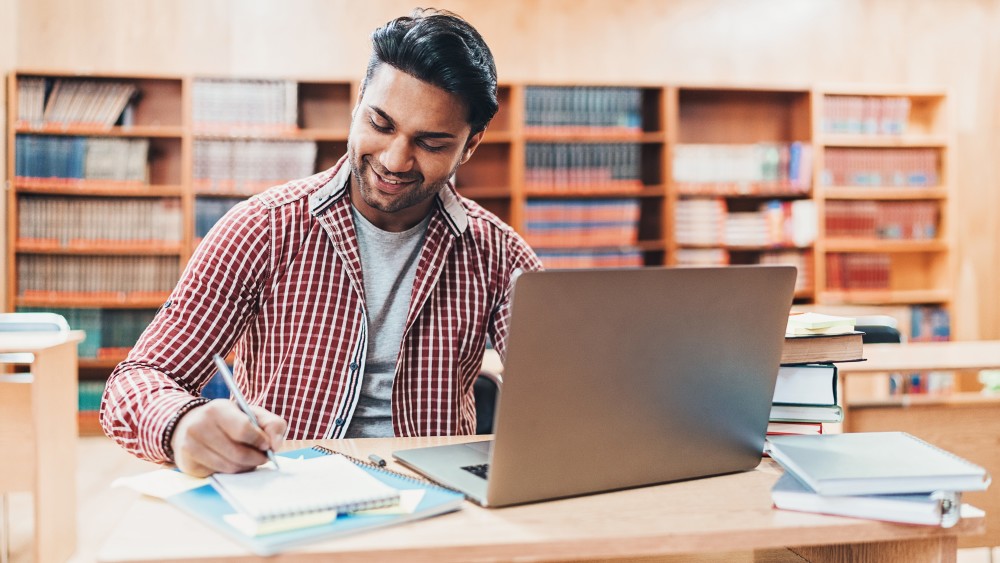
[210,454,400,524]
[166,447,465,556]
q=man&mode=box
[101,9,541,477]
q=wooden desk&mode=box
[0,331,83,563]
[838,340,1000,549]
[99,436,984,563]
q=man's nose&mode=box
[379,135,414,174]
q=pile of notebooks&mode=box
[768,313,863,437]
[766,432,992,527]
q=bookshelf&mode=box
[813,87,954,310]
[6,72,956,433]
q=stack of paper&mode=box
[786,312,856,336]
[766,432,991,527]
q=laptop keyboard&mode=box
[461,464,490,479]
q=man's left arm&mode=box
[488,229,543,364]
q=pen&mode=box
[368,454,387,467]
[212,354,280,470]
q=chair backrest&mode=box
[854,315,903,344]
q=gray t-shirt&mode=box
[343,206,430,438]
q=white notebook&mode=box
[210,454,400,523]
[766,432,992,496]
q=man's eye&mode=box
[418,140,446,152]
[369,118,391,132]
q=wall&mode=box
[0,0,14,312]
[6,0,1000,337]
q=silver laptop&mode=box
[393,265,796,507]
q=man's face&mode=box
[347,64,484,231]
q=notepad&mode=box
[210,454,400,523]
[766,432,992,496]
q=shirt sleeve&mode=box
[489,227,543,365]
[100,198,272,463]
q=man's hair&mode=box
[364,8,498,135]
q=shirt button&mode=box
[350,362,359,371]
[335,418,345,426]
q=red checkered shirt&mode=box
[100,157,542,463]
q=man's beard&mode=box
[348,148,456,214]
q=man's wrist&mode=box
[162,398,212,462]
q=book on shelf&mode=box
[771,473,961,528]
[772,364,838,407]
[765,432,992,496]
[769,403,843,424]
[164,446,465,556]
[781,331,864,365]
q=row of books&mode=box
[14,135,150,183]
[16,77,137,129]
[767,431,989,528]
[523,199,640,248]
[672,142,813,193]
[17,255,179,296]
[821,95,912,136]
[523,86,644,133]
[192,78,299,132]
[673,248,813,294]
[825,200,939,240]
[524,143,644,192]
[195,197,246,238]
[17,306,157,359]
[18,196,183,246]
[825,253,891,290]
[674,198,816,248]
[193,139,317,194]
[820,148,939,187]
[535,248,644,269]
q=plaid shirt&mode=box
[101,157,541,463]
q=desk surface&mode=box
[839,340,1000,374]
[98,436,984,562]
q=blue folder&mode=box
[165,446,465,556]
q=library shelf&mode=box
[6,72,956,431]
[79,358,128,370]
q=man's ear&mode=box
[460,129,486,165]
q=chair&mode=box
[474,371,501,435]
[854,314,903,345]
[0,312,71,563]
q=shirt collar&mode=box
[309,156,468,237]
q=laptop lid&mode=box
[398,265,796,507]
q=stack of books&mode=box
[766,432,991,527]
[769,313,863,437]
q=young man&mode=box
[101,9,541,477]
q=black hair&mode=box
[364,8,498,135]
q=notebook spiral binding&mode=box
[311,446,464,495]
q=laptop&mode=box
[393,265,796,507]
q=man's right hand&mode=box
[170,400,287,477]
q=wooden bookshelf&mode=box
[6,72,956,431]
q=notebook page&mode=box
[211,454,400,522]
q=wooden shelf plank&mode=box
[524,131,666,143]
[192,127,349,141]
[15,124,184,138]
[822,187,948,200]
[13,181,184,197]
[15,294,170,308]
[818,289,951,305]
[525,186,665,198]
[16,241,184,255]
[823,239,947,252]
[819,134,949,148]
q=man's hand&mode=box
[170,400,287,477]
